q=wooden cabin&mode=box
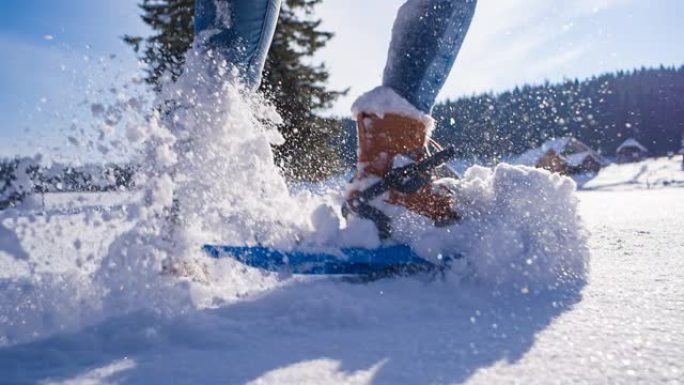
[516,137,606,175]
[616,138,648,163]
[566,152,604,174]
[536,150,569,174]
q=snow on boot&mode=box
[346,111,460,232]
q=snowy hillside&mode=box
[582,156,684,191]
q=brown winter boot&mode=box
[346,112,460,226]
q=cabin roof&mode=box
[565,151,603,167]
[616,138,648,153]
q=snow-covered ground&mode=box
[1,174,682,384]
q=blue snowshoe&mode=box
[202,146,462,279]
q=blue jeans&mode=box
[194,0,281,90]
[195,0,476,113]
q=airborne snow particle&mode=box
[91,104,105,117]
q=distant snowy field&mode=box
[0,158,682,384]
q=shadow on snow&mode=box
[0,276,584,384]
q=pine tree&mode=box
[124,0,195,90]
[262,0,348,180]
[124,0,347,180]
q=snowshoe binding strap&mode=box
[343,146,458,239]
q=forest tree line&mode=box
[0,159,135,209]
[431,65,684,162]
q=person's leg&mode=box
[383,0,477,113]
[347,0,477,228]
[194,0,281,89]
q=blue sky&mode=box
[0,0,147,159]
[317,0,684,114]
[1,0,683,159]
